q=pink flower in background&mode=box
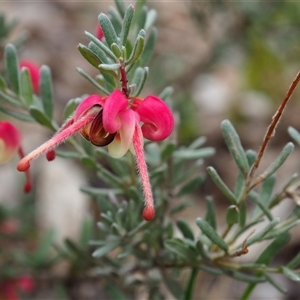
[0,276,35,300]
[0,121,32,193]
[17,90,174,220]
[19,60,40,94]
[96,23,104,40]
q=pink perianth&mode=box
[17,110,98,172]
[132,125,155,221]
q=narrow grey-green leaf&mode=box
[63,98,77,120]
[288,126,300,146]
[205,196,216,230]
[245,218,280,246]
[174,148,215,160]
[85,31,118,62]
[98,13,118,48]
[110,43,122,58]
[253,142,294,186]
[114,0,126,18]
[189,136,207,150]
[144,9,157,31]
[0,106,34,122]
[227,270,266,284]
[98,63,120,72]
[120,4,134,46]
[0,74,7,90]
[287,251,300,269]
[281,266,300,282]
[207,166,237,204]
[20,68,33,106]
[88,41,109,64]
[131,67,148,96]
[196,218,228,252]
[177,175,205,197]
[0,90,23,107]
[4,43,20,95]
[226,205,240,226]
[78,43,101,68]
[40,65,53,119]
[195,240,211,260]
[221,119,249,177]
[199,264,223,276]
[176,219,194,241]
[249,191,273,221]
[159,86,174,102]
[92,240,120,258]
[264,274,287,294]
[125,31,145,65]
[164,239,193,261]
[76,67,110,95]
[140,27,157,66]
[29,106,54,130]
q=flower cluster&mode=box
[17,89,174,220]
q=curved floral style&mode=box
[0,121,32,193]
[17,90,174,220]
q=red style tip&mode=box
[46,150,56,161]
[142,206,155,221]
[17,161,30,172]
[23,182,32,193]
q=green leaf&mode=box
[264,274,287,294]
[131,66,148,97]
[40,65,54,119]
[80,216,94,249]
[92,239,120,258]
[199,264,223,276]
[76,67,110,95]
[163,277,184,300]
[195,240,211,260]
[145,9,157,31]
[98,13,118,48]
[176,219,194,241]
[227,270,266,284]
[196,218,228,252]
[80,186,122,197]
[125,30,145,65]
[239,201,247,227]
[177,175,205,197]
[288,126,300,146]
[249,191,273,221]
[110,43,122,58]
[174,148,215,160]
[161,142,176,161]
[226,205,240,226]
[287,251,300,269]
[19,68,33,106]
[4,43,20,95]
[221,120,249,177]
[189,136,207,150]
[245,218,280,246]
[0,74,7,90]
[253,142,294,186]
[207,166,237,204]
[0,106,34,122]
[205,196,216,230]
[85,31,118,62]
[98,63,120,72]
[29,106,55,130]
[63,98,78,120]
[120,4,135,46]
[114,0,126,18]
[140,27,157,66]
[164,238,195,261]
[0,89,23,107]
[281,266,300,282]
[78,43,101,68]
[169,201,193,215]
[159,86,174,102]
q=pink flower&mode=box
[0,121,32,193]
[17,90,174,220]
[0,276,35,300]
[19,60,40,94]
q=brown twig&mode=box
[247,71,300,188]
[119,59,129,97]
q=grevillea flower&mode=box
[19,60,40,94]
[0,276,35,300]
[0,121,31,193]
[17,90,174,220]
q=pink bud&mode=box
[96,23,104,40]
[19,60,40,94]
